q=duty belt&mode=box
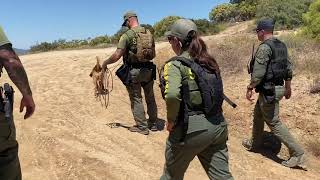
[128,62,154,69]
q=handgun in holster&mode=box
[0,83,15,121]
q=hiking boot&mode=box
[129,126,149,135]
[242,138,262,152]
[148,123,158,132]
[242,138,254,151]
[281,154,307,169]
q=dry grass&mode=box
[279,34,320,75]
[207,35,256,75]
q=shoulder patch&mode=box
[255,44,272,65]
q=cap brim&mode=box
[122,20,127,26]
[164,31,173,37]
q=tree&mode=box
[89,35,111,46]
[303,0,320,41]
[153,16,181,38]
[256,0,313,29]
[209,3,238,22]
[192,19,221,35]
[210,1,259,22]
[110,26,129,43]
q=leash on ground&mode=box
[106,122,131,129]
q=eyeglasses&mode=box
[256,29,263,33]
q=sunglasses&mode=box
[256,29,263,33]
[167,36,174,42]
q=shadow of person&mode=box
[258,149,284,164]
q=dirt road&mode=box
[4,22,319,180]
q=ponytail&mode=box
[182,31,220,74]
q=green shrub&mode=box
[192,19,223,35]
[303,0,320,41]
[153,16,182,38]
[256,0,312,29]
[209,3,238,22]
[279,34,320,74]
[210,1,258,22]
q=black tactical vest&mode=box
[159,56,224,117]
[263,38,288,86]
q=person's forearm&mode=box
[5,58,32,96]
[102,49,124,69]
[0,49,32,96]
[285,80,291,89]
[102,55,117,69]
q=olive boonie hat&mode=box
[256,18,275,31]
[122,11,137,26]
[165,19,197,41]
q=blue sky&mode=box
[1,0,228,49]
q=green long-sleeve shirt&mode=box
[163,52,191,123]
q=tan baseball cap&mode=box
[122,11,137,26]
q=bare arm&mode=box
[102,48,125,70]
[284,80,292,99]
[0,45,35,119]
[0,47,32,96]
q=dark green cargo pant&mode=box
[0,114,21,180]
[161,118,233,180]
[251,92,304,157]
[126,67,158,128]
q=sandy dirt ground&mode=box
[2,21,319,180]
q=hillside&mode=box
[14,48,29,55]
[3,21,319,180]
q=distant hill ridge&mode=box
[14,48,29,55]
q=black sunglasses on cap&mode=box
[256,29,263,33]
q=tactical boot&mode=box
[148,123,158,132]
[242,138,262,152]
[281,154,307,169]
[242,138,254,151]
[129,125,149,135]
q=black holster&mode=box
[256,82,275,104]
[0,83,14,121]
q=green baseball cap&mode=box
[122,11,137,26]
[165,19,197,41]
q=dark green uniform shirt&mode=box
[163,51,191,123]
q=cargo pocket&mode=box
[0,123,11,140]
[275,86,285,101]
[0,113,17,152]
[129,68,140,84]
